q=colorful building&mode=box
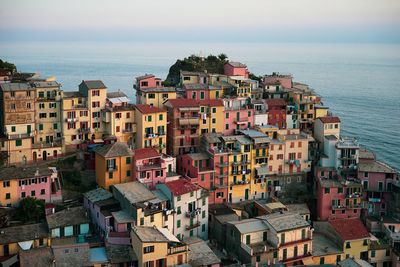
[164,99,200,156]
[136,87,177,109]
[223,97,254,135]
[265,98,287,129]
[311,233,344,265]
[198,99,224,134]
[263,73,293,89]
[180,71,208,85]
[314,116,341,152]
[156,178,209,240]
[315,166,362,221]
[135,74,162,90]
[183,83,210,101]
[46,206,90,238]
[224,62,249,78]
[95,142,134,190]
[131,226,189,267]
[135,104,167,154]
[133,147,167,190]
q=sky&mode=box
[1,0,399,43]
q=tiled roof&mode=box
[181,71,207,76]
[81,80,107,89]
[0,223,48,244]
[318,116,341,123]
[19,247,53,267]
[184,83,208,90]
[165,98,199,108]
[107,90,127,98]
[165,178,200,196]
[265,98,286,106]
[0,83,34,92]
[95,142,134,158]
[185,236,221,266]
[228,218,269,234]
[260,212,309,232]
[113,181,156,204]
[33,81,61,88]
[227,61,247,68]
[136,74,155,81]
[198,99,224,106]
[46,206,89,229]
[134,147,160,161]
[358,161,396,173]
[83,187,113,203]
[135,104,165,114]
[138,87,176,93]
[0,165,52,181]
[329,218,370,241]
[63,91,83,98]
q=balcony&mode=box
[122,128,134,133]
[186,222,200,230]
[331,205,346,210]
[185,208,201,218]
[168,244,188,255]
[6,131,36,140]
[201,190,209,198]
[78,128,90,133]
[281,252,312,264]
[231,169,249,175]
[235,119,248,125]
[216,173,228,178]
[136,163,164,171]
[217,162,229,167]
[32,140,62,149]
[231,180,250,186]
[65,117,78,122]
[232,160,250,166]
[107,166,118,172]
[241,241,276,256]
[179,117,199,126]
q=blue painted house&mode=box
[46,206,90,238]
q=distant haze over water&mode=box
[1,41,399,171]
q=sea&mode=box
[1,41,399,171]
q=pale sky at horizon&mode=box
[1,0,399,42]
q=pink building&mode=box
[135,74,162,89]
[315,166,362,221]
[8,165,62,203]
[223,98,254,135]
[224,62,249,78]
[357,150,397,217]
[265,98,287,129]
[183,83,210,101]
[178,152,228,205]
[133,147,167,190]
[263,73,293,89]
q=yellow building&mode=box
[199,99,224,134]
[180,70,207,85]
[136,87,177,108]
[315,105,329,118]
[131,226,189,267]
[135,104,167,154]
[102,91,136,143]
[228,76,252,98]
[312,233,344,265]
[0,223,50,257]
[95,142,134,190]
[0,177,18,206]
[33,81,63,145]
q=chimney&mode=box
[324,247,328,252]
[35,168,40,176]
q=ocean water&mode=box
[1,41,399,171]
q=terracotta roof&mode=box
[329,218,370,241]
[226,61,247,68]
[135,104,165,114]
[165,98,199,108]
[165,179,200,196]
[134,148,160,161]
[319,116,341,123]
[265,98,286,106]
[95,142,134,158]
[198,99,224,106]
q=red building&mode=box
[164,99,200,156]
[263,73,293,89]
[315,166,362,221]
[265,98,287,129]
[133,147,167,190]
[224,62,249,78]
[135,74,162,89]
[183,83,210,101]
[178,151,228,205]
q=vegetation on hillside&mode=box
[16,197,45,223]
[164,53,229,86]
[0,59,17,73]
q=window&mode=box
[150,215,154,222]
[363,239,368,246]
[144,246,154,253]
[190,191,194,197]
[202,198,206,206]
[177,196,181,201]
[126,170,131,177]
[126,157,131,164]
[212,118,216,124]
[11,126,16,132]
[246,235,250,244]
[16,139,22,146]
[346,242,351,248]
[226,113,229,119]
[5,193,10,199]
[92,112,100,118]
[92,101,100,108]
[177,206,181,214]
[140,218,144,225]
[162,93,168,98]
[177,220,181,228]
[147,93,155,99]
[109,172,113,179]
[281,233,285,244]
[225,124,229,130]
[41,189,45,195]
[283,248,287,260]
[324,188,330,194]
[202,210,205,219]
[3,181,10,188]
[371,250,375,257]
[364,172,369,178]
[386,249,390,256]
[31,190,35,196]
[212,107,216,113]
[200,91,205,100]
[320,257,325,264]
[159,114,163,120]
[148,115,152,122]
[338,187,343,193]
[80,111,88,117]
[202,224,206,232]
[201,174,204,181]
[336,255,341,263]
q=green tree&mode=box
[248,72,262,82]
[0,59,17,73]
[17,197,45,222]
[218,53,228,61]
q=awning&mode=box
[256,166,269,176]
[18,240,33,250]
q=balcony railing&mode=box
[107,166,118,172]
[186,222,200,230]
[122,128,133,133]
[136,163,163,171]
[179,117,200,126]
[217,162,229,167]
[167,245,188,255]
[185,208,201,218]
[232,161,250,166]
[65,117,78,122]
[78,128,90,133]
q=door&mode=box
[168,164,172,173]
[46,136,50,143]
[294,246,298,257]
[33,152,37,162]
[245,189,249,200]
[27,125,31,134]
[42,151,47,161]
[53,150,57,158]
[4,244,9,256]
